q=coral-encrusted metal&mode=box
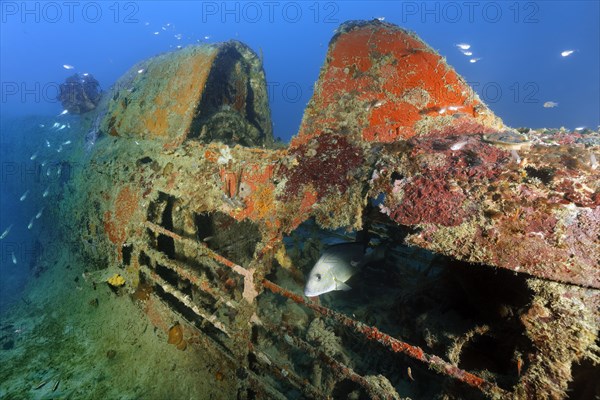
[79,20,599,400]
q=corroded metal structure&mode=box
[71,21,599,399]
[102,40,273,148]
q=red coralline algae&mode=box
[390,176,467,226]
[489,231,574,279]
[523,209,558,234]
[562,208,600,285]
[453,189,598,287]
[387,134,511,226]
[554,178,600,207]
[282,133,364,201]
[409,134,510,182]
[552,131,583,146]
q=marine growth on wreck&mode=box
[1,18,598,400]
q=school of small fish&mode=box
[455,44,579,65]
[455,43,482,63]
[0,114,78,263]
[452,40,581,113]
[143,19,214,50]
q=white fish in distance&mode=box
[561,50,574,57]
[27,217,34,230]
[58,109,68,116]
[43,187,50,197]
[45,139,51,148]
[12,252,17,264]
[0,224,13,240]
[543,101,559,108]
[304,242,385,297]
[20,190,29,201]
[63,64,75,70]
[30,151,38,160]
[450,140,469,151]
[36,207,44,219]
[456,43,470,50]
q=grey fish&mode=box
[304,242,384,297]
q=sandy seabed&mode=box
[0,246,235,400]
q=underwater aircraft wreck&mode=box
[67,20,598,399]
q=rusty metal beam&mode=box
[249,347,325,399]
[262,279,509,398]
[258,320,402,400]
[139,243,239,309]
[145,221,259,302]
[140,264,231,336]
[245,375,290,400]
[145,219,508,397]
